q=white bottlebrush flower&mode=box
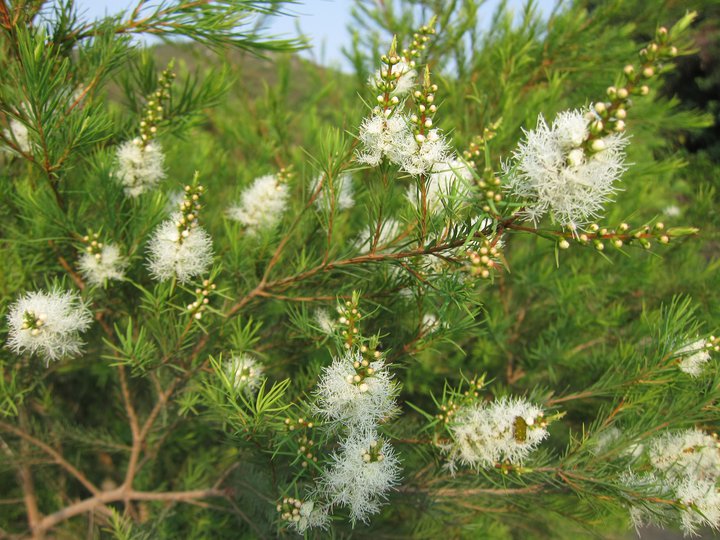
[504,108,627,229]
[648,429,720,483]
[675,338,712,377]
[295,500,329,533]
[664,204,682,217]
[356,108,414,167]
[401,129,451,176]
[146,215,213,283]
[78,244,126,286]
[444,396,549,471]
[320,430,401,524]
[676,478,720,536]
[314,308,336,335]
[591,427,622,455]
[619,471,668,532]
[355,218,403,252]
[224,353,264,396]
[278,497,329,534]
[311,173,354,212]
[6,289,93,362]
[407,158,474,214]
[114,139,166,198]
[370,59,416,96]
[165,189,185,215]
[422,313,440,333]
[314,349,398,430]
[3,118,31,154]
[226,174,289,234]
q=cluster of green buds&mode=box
[137,61,175,148]
[558,221,698,251]
[337,293,363,349]
[345,344,384,394]
[175,180,205,244]
[80,230,104,261]
[295,434,318,468]
[436,399,460,424]
[376,38,408,111]
[410,67,438,144]
[463,237,501,279]
[583,26,680,156]
[462,121,501,169]
[21,310,46,336]
[463,123,503,212]
[187,278,216,321]
[277,497,306,525]
[401,17,436,63]
[283,416,314,432]
[361,439,386,463]
[708,336,720,354]
[437,376,485,423]
[276,165,294,185]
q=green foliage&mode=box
[0,0,718,539]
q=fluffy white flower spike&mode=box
[505,108,627,229]
[78,236,126,287]
[407,158,474,213]
[226,172,290,234]
[311,173,354,212]
[675,338,713,377]
[444,396,549,471]
[676,479,720,536]
[147,184,213,283]
[370,59,417,97]
[314,308,336,336]
[648,429,720,483]
[277,497,329,534]
[225,353,264,396]
[114,139,166,197]
[315,349,398,430]
[320,430,401,524]
[3,118,31,154]
[400,128,451,176]
[355,218,403,252]
[6,289,93,362]
[356,108,415,167]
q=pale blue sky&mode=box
[65,0,555,70]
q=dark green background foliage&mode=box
[0,0,718,538]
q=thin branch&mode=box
[0,419,100,496]
[17,410,42,539]
[34,487,227,534]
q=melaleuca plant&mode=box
[0,1,718,539]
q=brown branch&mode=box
[123,377,178,491]
[34,487,227,534]
[0,420,100,497]
[51,244,86,291]
[17,410,42,539]
[0,1,10,29]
